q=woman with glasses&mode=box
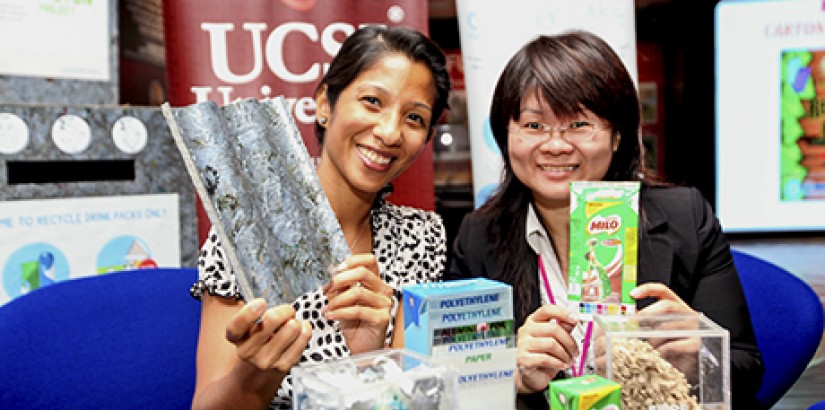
[445,30,763,409]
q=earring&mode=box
[318,117,327,125]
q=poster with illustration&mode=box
[0,194,180,305]
[780,49,825,200]
[716,0,825,232]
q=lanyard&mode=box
[537,254,556,305]
[537,253,592,377]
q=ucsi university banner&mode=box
[162,0,433,242]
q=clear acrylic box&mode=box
[592,314,731,410]
[291,348,458,410]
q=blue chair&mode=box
[731,249,824,409]
[809,400,825,410]
[0,267,201,410]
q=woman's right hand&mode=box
[225,298,312,375]
[515,304,580,394]
[193,296,312,410]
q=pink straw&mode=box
[575,320,594,377]
[539,254,592,377]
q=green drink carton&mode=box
[548,375,621,410]
[568,181,640,316]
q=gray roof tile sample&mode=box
[163,97,349,305]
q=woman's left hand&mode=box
[631,282,694,315]
[631,282,701,382]
[323,254,395,355]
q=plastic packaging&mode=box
[291,348,459,410]
[592,314,730,410]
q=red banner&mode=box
[162,0,434,243]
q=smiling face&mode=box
[508,91,619,208]
[315,53,435,202]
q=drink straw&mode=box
[576,320,594,377]
[539,254,592,377]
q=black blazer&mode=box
[447,186,764,410]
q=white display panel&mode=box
[716,0,825,232]
[0,0,110,81]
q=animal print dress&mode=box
[190,200,447,409]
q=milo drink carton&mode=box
[568,181,639,316]
[548,375,621,410]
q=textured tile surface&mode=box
[163,97,349,304]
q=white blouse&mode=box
[524,203,591,375]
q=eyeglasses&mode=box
[510,120,606,143]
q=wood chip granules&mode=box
[609,338,701,410]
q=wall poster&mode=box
[0,194,180,305]
[716,0,825,232]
